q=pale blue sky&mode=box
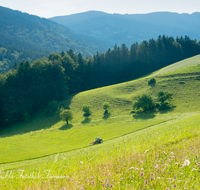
[0,0,200,18]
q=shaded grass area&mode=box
[0,94,76,137]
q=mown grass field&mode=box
[1,55,200,189]
[0,112,200,189]
[159,63,200,76]
[152,54,200,76]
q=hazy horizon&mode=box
[1,0,200,18]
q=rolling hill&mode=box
[1,55,200,189]
[50,11,200,47]
[0,54,200,162]
[152,54,200,76]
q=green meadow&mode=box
[1,55,200,189]
[152,54,200,76]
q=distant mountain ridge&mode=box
[0,6,112,72]
[50,11,200,47]
[0,6,109,57]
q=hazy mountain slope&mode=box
[0,43,49,73]
[50,11,200,47]
[0,6,108,58]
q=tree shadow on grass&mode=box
[0,93,78,138]
[132,113,156,120]
[103,113,111,120]
[132,105,176,120]
[59,124,73,130]
[81,117,91,124]
[159,106,176,114]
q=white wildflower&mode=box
[183,159,190,166]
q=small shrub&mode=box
[82,105,91,117]
[194,75,200,80]
[148,78,156,86]
[157,91,173,110]
[102,102,110,115]
[133,94,155,113]
[157,91,173,104]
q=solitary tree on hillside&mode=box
[157,91,173,110]
[102,102,110,115]
[82,105,91,117]
[60,109,74,125]
[133,94,155,113]
[148,78,156,86]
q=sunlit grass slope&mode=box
[1,55,200,166]
[1,110,200,189]
[152,54,200,76]
[159,63,200,76]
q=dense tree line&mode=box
[0,35,200,128]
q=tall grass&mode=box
[1,113,200,189]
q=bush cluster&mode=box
[148,78,156,86]
[133,91,173,113]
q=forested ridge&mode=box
[0,43,49,73]
[0,35,200,128]
[0,6,108,73]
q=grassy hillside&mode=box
[0,111,199,189]
[152,54,200,76]
[1,55,200,189]
[158,63,200,77]
[1,55,200,161]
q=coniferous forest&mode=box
[0,35,200,128]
